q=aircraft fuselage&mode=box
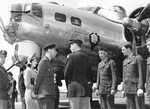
[7,2,126,55]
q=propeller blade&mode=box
[137,3,150,22]
[129,29,137,55]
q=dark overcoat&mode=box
[64,50,91,97]
[123,54,144,94]
[0,65,10,100]
[146,57,150,95]
[96,58,118,94]
[34,56,56,98]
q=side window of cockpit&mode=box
[55,13,66,22]
[32,3,43,18]
[71,16,81,26]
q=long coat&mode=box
[122,54,144,94]
[96,58,118,94]
[34,56,56,99]
[64,50,91,97]
[0,65,10,100]
[146,57,150,95]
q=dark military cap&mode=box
[0,50,7,57]
[8,71,13,76]
[43,44,56,51]
[69,39,83,47]
[98,47,108,52]
[121,42,132,47]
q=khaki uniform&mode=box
[123,54,145,109]
[96,58,118,109]
[34,56,56,109]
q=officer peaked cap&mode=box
[43,44,56,51]
[0,50,7,57]
[69,39,83,47]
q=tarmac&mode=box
[15,91,150,109]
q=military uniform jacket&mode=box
[64,50,91,97]
[0,65,10,100]
[34,56,56,99]
[96,58,118,94]
[146,57,150,95]
[123,54,144,94]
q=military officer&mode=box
[94,47,118,109]
[0,50,10,109]
[33,44,58,109]
[146,38,150,103]
[64,39,92,109]
[51,57,64,109]
[121,42,145,109]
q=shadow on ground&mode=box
[59,100,150,109]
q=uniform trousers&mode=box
[55,86,59,109]
[99,94,115,109]
[0,99,8,109]
[10,95,16,109]
[126,94,145,109]
[21,98,26,109]
[38,95,55,109]
[68,97,91,109]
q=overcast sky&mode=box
[0,0,149,80]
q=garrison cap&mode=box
[0,50,7,57]
[8,71,13,76]
[98,47,108,52]
[69,39,83,47]
[43,44,56,51]
[121,42,132,47]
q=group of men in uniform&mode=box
[93,40,150,109]
[1,38,150,109]
[32,39,93,109]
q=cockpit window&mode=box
[55,13,66,22]
[32,3,43,18]
[108,5,127,16]
[71,16,81,26]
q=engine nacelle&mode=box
[12,40,41,66]
[123,5,150,46]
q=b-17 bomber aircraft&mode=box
[1,1,150,81]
